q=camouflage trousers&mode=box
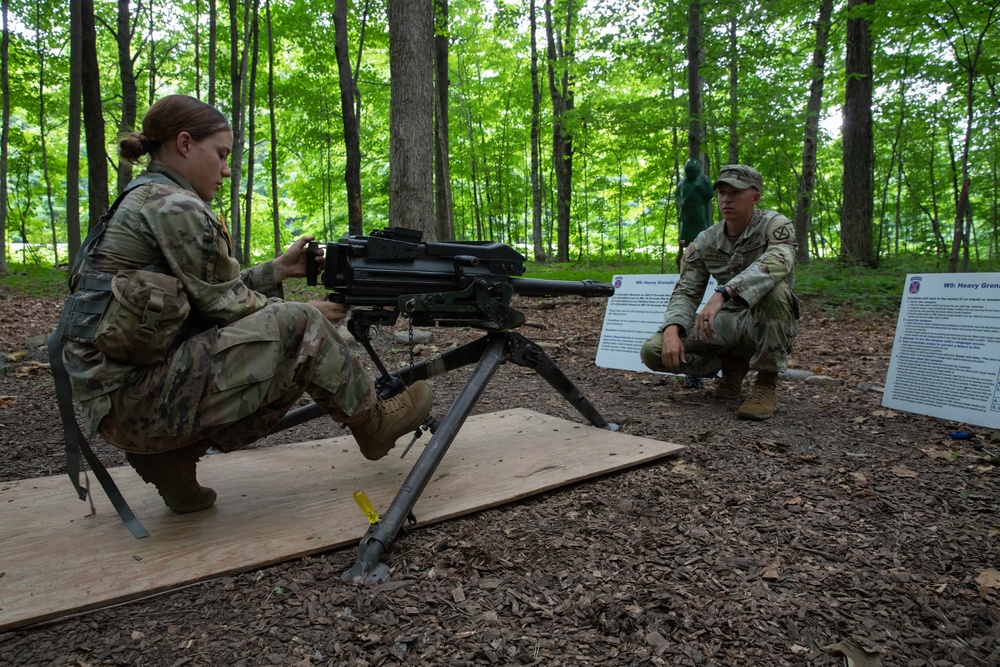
[639,281,798,377]
[99,301,372,454]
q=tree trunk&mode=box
[686,0,704,161]
[35,5,59,267]
[116,0,137,194]
[66,0,82,265]
[243,6,259,266]
[793,0,833,263]
[544,0,574,262]
[433,0,454,241]
[951,178,971,272]
[840,0,876,267]
[924,116,947,258]
[230,0,252,262]
[458,73,484,241]
[930,1,998,270]
[209,0,217,106]
[388,0,435,240]
[266,0,280,256]
[147,0,155,104]
[81,0,109,229]
[194,0,202,98]
[530,0,544,261]
[727,4,738,165]
[0,0,8,274]
[334,0,363,235]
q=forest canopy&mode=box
[0,0,997,273]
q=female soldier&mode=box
[61,94,432,513]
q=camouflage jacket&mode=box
[64,161,282,430]
[662,208,796,334]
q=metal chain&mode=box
[408,319,415,370]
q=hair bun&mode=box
[138,133,151,151]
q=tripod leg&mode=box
[507,332,619,431]
[342,333,512,583]
[392,336,491,385]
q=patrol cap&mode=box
[713,164,763,192]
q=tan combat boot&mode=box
[345,381,433,460]
[736,371,779,420]
[713,356,750,400]
[125,444,217,513]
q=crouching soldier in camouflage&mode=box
[59,95,432,514]
[639,164,800,420]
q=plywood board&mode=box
[0,408,683,631]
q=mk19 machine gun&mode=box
[273,227,617,582]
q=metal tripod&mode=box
[272,328,618,583]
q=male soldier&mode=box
[639,164,799,420]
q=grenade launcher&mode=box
[306,226,614,330]
[292,227,618,583]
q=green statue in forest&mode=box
[676,158,714,270]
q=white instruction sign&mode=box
[883,273,1000,428]
[596,274,716,373]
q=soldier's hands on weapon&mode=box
[309,299,350,324]
[274,236,324,282]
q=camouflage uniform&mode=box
[64,161,371,454]
[639,208,799,376]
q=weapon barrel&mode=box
[510,277,615,298]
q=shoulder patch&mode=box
[685,242,697,258]
[771,225,791,241]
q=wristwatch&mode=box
[715,285,731,302]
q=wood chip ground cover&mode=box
[0,292,997,666]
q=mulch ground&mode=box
[0,290,998,666]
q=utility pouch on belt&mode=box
[61,270,116,343]
[92,269,190,365]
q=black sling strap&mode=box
[48,172,174,539]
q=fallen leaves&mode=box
[13,361,49,378]
[976,569,1000,589]
[921,447,956,461]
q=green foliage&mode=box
[2,253,997,318]
[792,253,997,313]
[1,0,999,272]
[526,253,981,316]
[1,263,69,298]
